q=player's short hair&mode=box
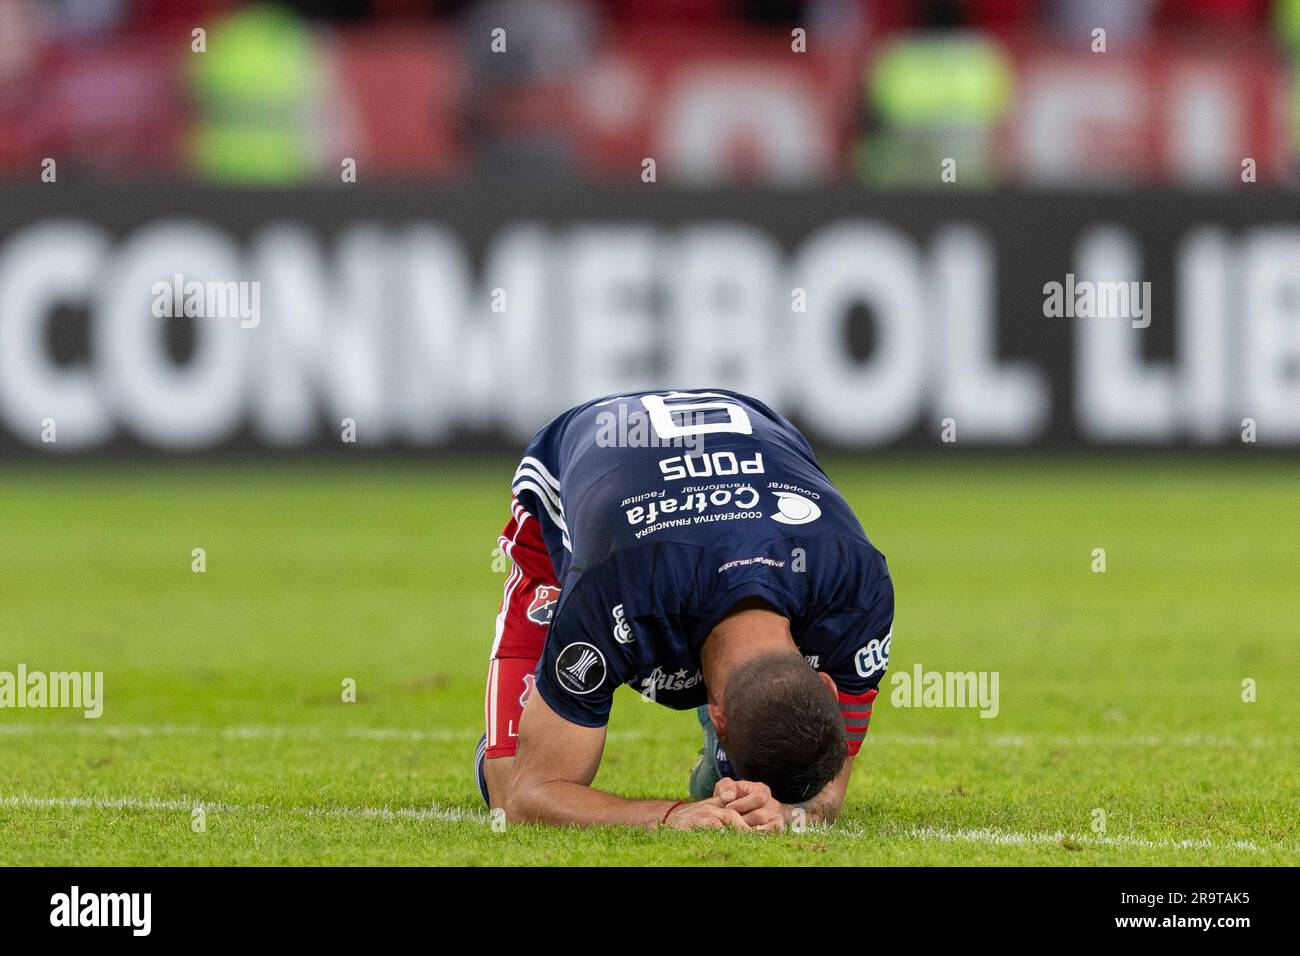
[722,652,845,805]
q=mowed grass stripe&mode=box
[1,722,1295,749]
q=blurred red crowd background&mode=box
[0,0,1295,186]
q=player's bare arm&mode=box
[790,754,854,825]
[505,690,752,831]
[713,749,851,828]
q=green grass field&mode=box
[1,456,1297,865]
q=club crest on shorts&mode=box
[527,584,561,626]
[556,642,606,695]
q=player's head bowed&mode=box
[716,652,846,805]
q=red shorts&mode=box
[483,499,559,759]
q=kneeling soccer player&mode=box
[475,389,893,831]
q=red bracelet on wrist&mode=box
[661,800,685,827]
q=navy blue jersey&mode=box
[512,389,893,742]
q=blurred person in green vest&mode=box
[189,4,327,183]
[854,17,1013,188]
[1276,0,1300,179]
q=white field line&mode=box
[0,723,1287,749]
[5,795,1283,854]
[901,827,1269,854]
[876,734,1290,749]
[0,723,645,744]
[0,794,483,824]
[831,823,1279,854]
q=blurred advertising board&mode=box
[0,185,1297,453]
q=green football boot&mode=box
[688,705,722,801]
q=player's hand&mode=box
[661,797,751,831]
[713,778,785,832]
